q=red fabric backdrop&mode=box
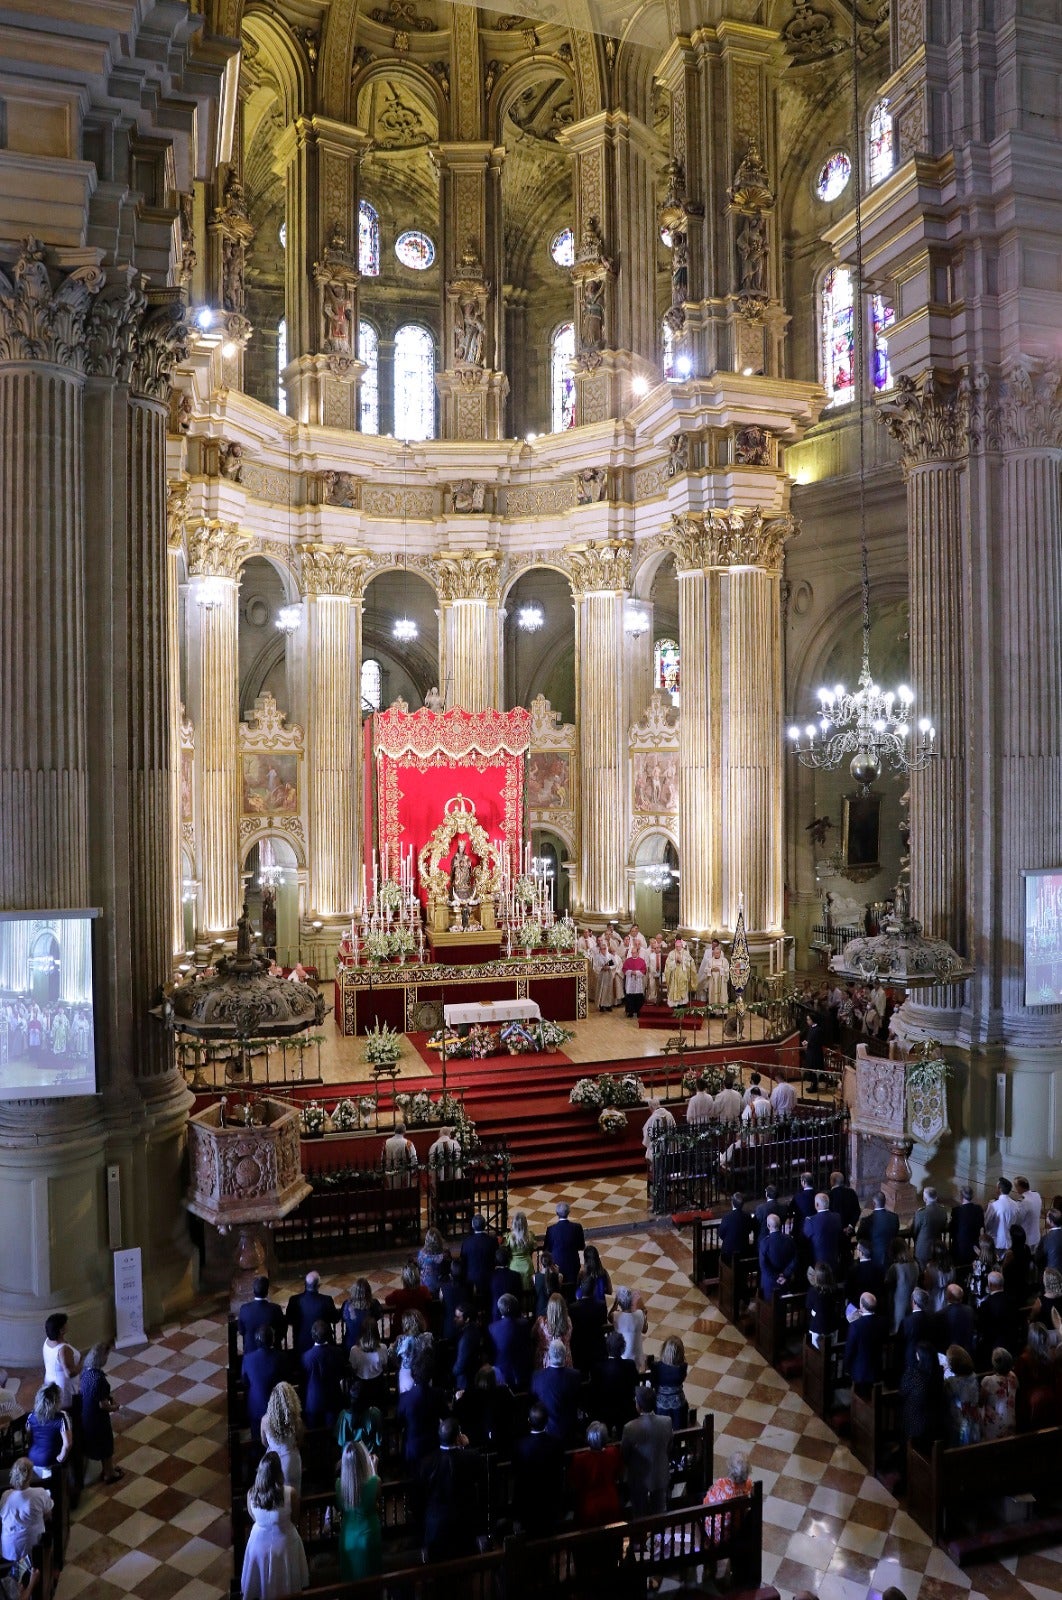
[368,708,531,906]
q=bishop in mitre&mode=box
[663,938,696,1007]
[696,938,730,1007]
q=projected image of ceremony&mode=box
[0,913,97,1097]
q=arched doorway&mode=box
[531,830,570,918]
[632,833,679,936]
[503,566,575,719]
[29,930,60,1007]
[242,836,300,965]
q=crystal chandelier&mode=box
[787,9,936,790]
[643,863,676,891]
[193,575,228,609]
[624,607,650,638]
[275,603,302,634]
[517,603,544,631]
[392,616,418,642]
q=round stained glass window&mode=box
[815,150,852,203]
[395,229,436,270]
[550,227,575,268]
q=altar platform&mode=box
[334,952,587,1036]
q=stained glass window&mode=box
[815,150,852,203]
[550,321,576,432]
[655,637,680,705]
[361,658,382,712]
[359,201,380,276]
[820,265,854,405]
[871,294,894,391]
[279,220,287,248]
[358,319,379,434]
[662,319,675,380]
[395,229,435,270]
[868,99,895,187]
[277,316,287,416]
[550,228,574,268]
[394,323,436,440]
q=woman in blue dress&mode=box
[80,1344,122,1483]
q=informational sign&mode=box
[113,1247,145,1349]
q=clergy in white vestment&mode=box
[663,939,696,1007]
[696,939,730,1006]
[625,923,649,960]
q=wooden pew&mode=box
[754,1290,806,1369]
[850,1381,901,1474]
[718,1254,757,1325]
[691,1215,721,1290]
[801,1335,846,1421]
[906,1426,1062,1559]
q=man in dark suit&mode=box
[301,1318,346,1428]
[569,1292,607,1375]
[911,1186,949,1266]
[489,1246,523,1313]
[758,1213,797,1300]
[828,1171,861,1233]
[718,1192,752,1264]
[238,1275,286,1352]
[844,1241,885,1310]
[804,1192,844,1272]
[752,1186,782,1242]
[857,1192,901,1271]
[950,1185,986,1268]
[937,1282,976,1358]
[900,1287,934,1368]
[530,1339,583,1442]
[590,1329,638,1435]
[543,1202,585,1284]
[511,1403,565,1534]
[459,1214,499,1306]
[976,1271,1025,1367]
[486,1294,532,1392]
[1036,1208,1062,1277]
[285,1270,338,1357]
[419,1417,487,1561]
[845,1292,885,1392]
[450,1303,484,1397]
[621,1386,673,1516]
[241,1325,285,1438]
[789,1173,818,1233]
[397,1348,448,1467]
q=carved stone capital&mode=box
[132,290,190,402]
[669,509,797,574]
[187,518,254,580]
[433,549,502,603]
[879,369,972,467]
[167,481,189,551]
[0,237,105,371]
[298,542,374,599]
[994,359,1062,451]
[563,538,634,596]
[85,270,146,382]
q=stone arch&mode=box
[490,56,578,145]
[352,58,450,142]
[240,825,306,873]
[628,822,678,867]
[242,5,314,122]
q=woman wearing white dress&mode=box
[240,1451,309,1600]
[259,1384,303,1500]
[42,1314,80,1410]
[610,1286,648,1372]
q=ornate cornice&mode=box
[0,237,104,371]
[563,538,633,595]
[297,542,374,599]
[433,549,502,604]
[187,518,254,580]
[879,369,972,467]
[669,510,797,574]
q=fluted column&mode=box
[186,520,251,936]
[881,373,970,956]
[672,511,795,938]
[300,545,373,918]
[566,541,631,918]
[167,482,189,958]
[436,551,502,711]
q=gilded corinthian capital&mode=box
[297,542,374,599]
[433,550,502,604]
[187,518,254,579]
[879,369,972,467]
[563,538,634,595]
[669,510,797,573]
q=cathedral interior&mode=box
[1,5,1061,1565]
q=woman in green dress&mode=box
[335,1440,381,1581]
[506,1210,537,1291]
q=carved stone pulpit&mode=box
[850,1046,918,1221]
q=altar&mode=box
[334,954,586,1036]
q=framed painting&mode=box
[241,752,299,816]
[632,751,678,813]
[842,792,881,871]
[527,751,570,810]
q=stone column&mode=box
[671,511,794,940]
[185,520,251,938]
[435,146,509,440]
[565,541,632,919]
[436,551,502,711]
[299,545,373,919]
[166,481,189,960]
[881,373,970,957]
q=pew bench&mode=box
[801,1334,847,1423]
[906,1425,1062,1561]
[755,1290,806,1370]
[850,1381,901,1475]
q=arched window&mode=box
[358,320,379,434]
[654,637,680,705]
[361,657,382,712]
[661,319,675,380]
[359,200,380,276]
[820,265,854,405]
[871,294,894,391]
[277,317,287,415]
[550,321,576,432]
[867,99,895,187]
[393,323,436,441]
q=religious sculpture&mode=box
[218,441,244,481]
[221,234,246,315]
[449,838,475,913]
[737,213,769,295]
[666,432,690,477]
[450,479,486,513]
[671,231,689,306]
[580,275,605,353]
[323,281,352,350]
[424,685,445,712]
[416,794,501,935]
[455,297,486,366]
[735,424,771,466]
[574,467,608,504]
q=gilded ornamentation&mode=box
[667,433,690,477]
[563,539,633,595]
[734,425,772,466]
[167,482,189,551]
[298,542,374,599]
[433,549,501,603]
[0,237,104,370]
[505,482,576,516]
[240,693,304,752]
[362,484,437,517]
[528,694,575,751]
[630,691,680,745]
[879,369,973,466]
[369,1,434,32]
[187,519,254,579]
[574,467,609,504]
[669,510,797,573]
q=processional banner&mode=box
[367,707,531,906]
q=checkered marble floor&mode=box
[9,1178,1057,1599]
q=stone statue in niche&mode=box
[221,235,246,314]
[736,213,769,296]
[735,425,770,466]
[170,389,193,434]
[450,479,486,513]
[323,281,352,350]
[580,275,606,352]
[321,470,358,508]
[671,231,688,306]
[454,298,486,366]
[574,467,608,504]
[666,432,690,477]
[219,441,244,481]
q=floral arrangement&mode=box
[377,879,403,912]
[570,1077,604,1108]
[906,1039,952,1094]
[362,1019,402,1067]
[513,873,537,906]
[546,918,577,952]
[425,1027,463,1055]
[404,1090,437,1126]
[517,918,544,950]
[365,930,392,964]
[681,1065,726,1097]
[330,1097,360,1132]
[598,1107,628,1136]
[534,1019,574,1052]
[389,926,415,959]
[299,1099,326,1135]
[467,1023,500,1059]
[500,1021,538,1054]
[357,1094,377,1126]
[599,1072,646,1107]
